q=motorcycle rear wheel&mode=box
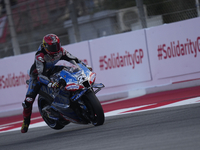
[38,96,65,130]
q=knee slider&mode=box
[25,97,34,103]
[22,97,34,108]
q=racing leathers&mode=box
[22,44,83,120]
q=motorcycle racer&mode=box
[21,34,91,133]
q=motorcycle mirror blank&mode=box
[92,83,105,88]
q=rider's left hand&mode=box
[87,65,92,71]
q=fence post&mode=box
[69,0,81,43]
[136,0,147,28]
[5,0,21,55]
[196,0,200,17]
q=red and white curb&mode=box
[105,96,200,117]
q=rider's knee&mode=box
[22,97,34,108]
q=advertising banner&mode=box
[89,30,152,88]
[0,52,34,108]
[146,17,200,81]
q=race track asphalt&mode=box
[0,102,200,150]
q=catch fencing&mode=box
[0,0,199,58]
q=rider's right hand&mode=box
[48,82,59,88]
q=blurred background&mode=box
[0,0,199,58]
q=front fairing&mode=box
[59,63,92,89]
[59,69,79,85]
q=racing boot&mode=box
[21,117,30,133]
[21,98,33,133]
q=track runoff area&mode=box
[0,85,200,133]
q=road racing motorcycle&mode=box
[28,62,105,130]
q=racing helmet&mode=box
[42,34,61,55]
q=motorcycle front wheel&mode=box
[83,90,105,126]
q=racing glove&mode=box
[86,65,92,71]
[81,62,92,71]
[48,81,59,88]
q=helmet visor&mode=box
[47,42,61,54]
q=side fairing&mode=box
[40,85,70,105]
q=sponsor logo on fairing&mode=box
[65,84,84,91]
[71,89,87,101]
[89,72,96,84]
[66,85,79,90]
